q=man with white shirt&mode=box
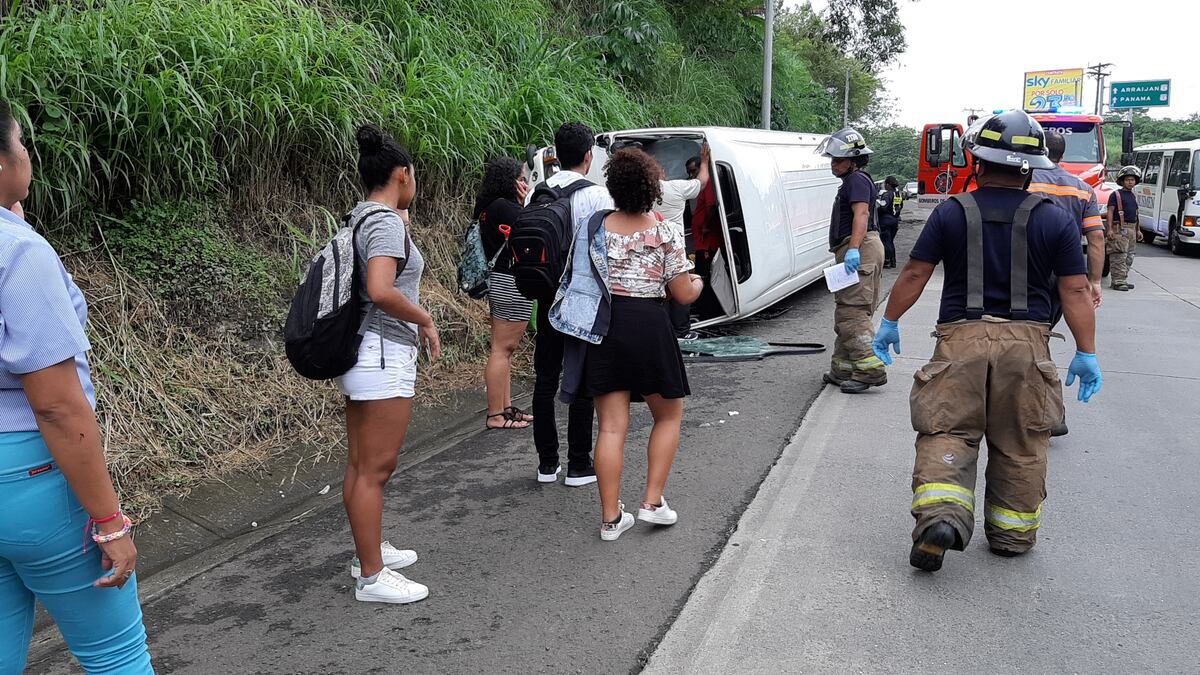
[529,122,613,488]
[655,144,711,338]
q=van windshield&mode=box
[1039,122,1100,163]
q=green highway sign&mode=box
[1110,80,1171,109]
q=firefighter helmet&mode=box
[817,127,874,158]
[1116,165,1142,184]
[961,110,1054,172]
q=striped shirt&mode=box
[1029,165,1104,237]
[0,207,95,433]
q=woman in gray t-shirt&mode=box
[335,124,439,605]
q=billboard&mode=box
[1023,69,1085,112]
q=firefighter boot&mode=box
[909,521,959,572]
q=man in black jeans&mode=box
[531,122,613,486]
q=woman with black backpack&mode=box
[336,124,440,604]
[473,157,534,430]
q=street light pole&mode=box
[843,66,850,126]
[761,2,774,130]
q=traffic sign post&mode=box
[1110,80,1171,109]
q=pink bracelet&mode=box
[90,515,133,544]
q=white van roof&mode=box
[603,126,829,147]
[1133,139,1200,153]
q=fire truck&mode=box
[915,108,1134,215]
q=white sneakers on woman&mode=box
[637,497,678,525]
[355,567,429,604]
[349,541,418,578]
[350,541,427,604]
[600,497,678,541]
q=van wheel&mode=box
[1141,229,1157,244]
[1169,226,1184,255]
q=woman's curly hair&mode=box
[477,156,522,205]
[605,148,663,214]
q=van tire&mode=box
[1141,229,1157,245]
[1169,226,1184,255]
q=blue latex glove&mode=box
[843,248,861,274]
[872,318,900,365]
[1065,351,1102,403]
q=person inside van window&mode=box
[337,123,439,605]
[583,148,702,541]
[818,127,887,394]
[0,100,154,673]
[655,144,711,340]
[473,157,534,430]
[1106,165,1143,292]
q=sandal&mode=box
[504,406,534,422]
[485,412,529,430]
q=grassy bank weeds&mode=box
[1,0,840,514]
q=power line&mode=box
[1087,63,1114,115]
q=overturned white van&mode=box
[524,126,840,329]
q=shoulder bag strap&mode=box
[1009,194,1047,321]
[951,192,985,320]
[351,207,394,338]
[1114,190,1126,225]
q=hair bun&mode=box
[356,124,383,155]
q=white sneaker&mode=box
[349,541,418,578]
[600,502,636,541]
[354,567,429,604]
[638,497,678,526]
[537,464,561,483]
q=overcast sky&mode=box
[794,0,1196,129]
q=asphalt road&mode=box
[646,240,1200,674]
[28,224,923,675]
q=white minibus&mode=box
[1128,140,1200,254]
[524,127,841,328]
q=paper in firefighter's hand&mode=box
[824,263,860,293]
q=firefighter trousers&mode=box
[1106,227,1136,286]
[831,232,886,384]
[909,319,1064,554]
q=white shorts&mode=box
[335,332,418,400]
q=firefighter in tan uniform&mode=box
[871,111,1103,571]
[1106,165,1143,291]
[817,127,887,394]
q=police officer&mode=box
[877,175,903,268]
[1107,165,1143,291]
[818,127,887,394]
[871,110,1102,572]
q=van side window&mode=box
[1166,151,1192,188]
[1134,152,1149,173]
[1143,152,1163,185]
[716,162,752,283]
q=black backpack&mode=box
[284,207,409,380]
[508,179,593,301]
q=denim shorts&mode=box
[335,331,418,400]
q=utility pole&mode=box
[761,2,775,130]
[843,66,850,127]
[1087,63,1114,115]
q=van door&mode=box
[1137,151,1163,232]
[1162,150,1192,234]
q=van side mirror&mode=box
[1122,126,1135,154]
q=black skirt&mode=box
[583,295,690,401]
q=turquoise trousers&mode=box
[0,432,152,674]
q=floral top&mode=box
[604,216,693,298]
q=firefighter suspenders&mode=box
[951,192,1049,321]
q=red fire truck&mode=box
[916,110,1134,213]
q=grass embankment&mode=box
[0,0,844,515]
